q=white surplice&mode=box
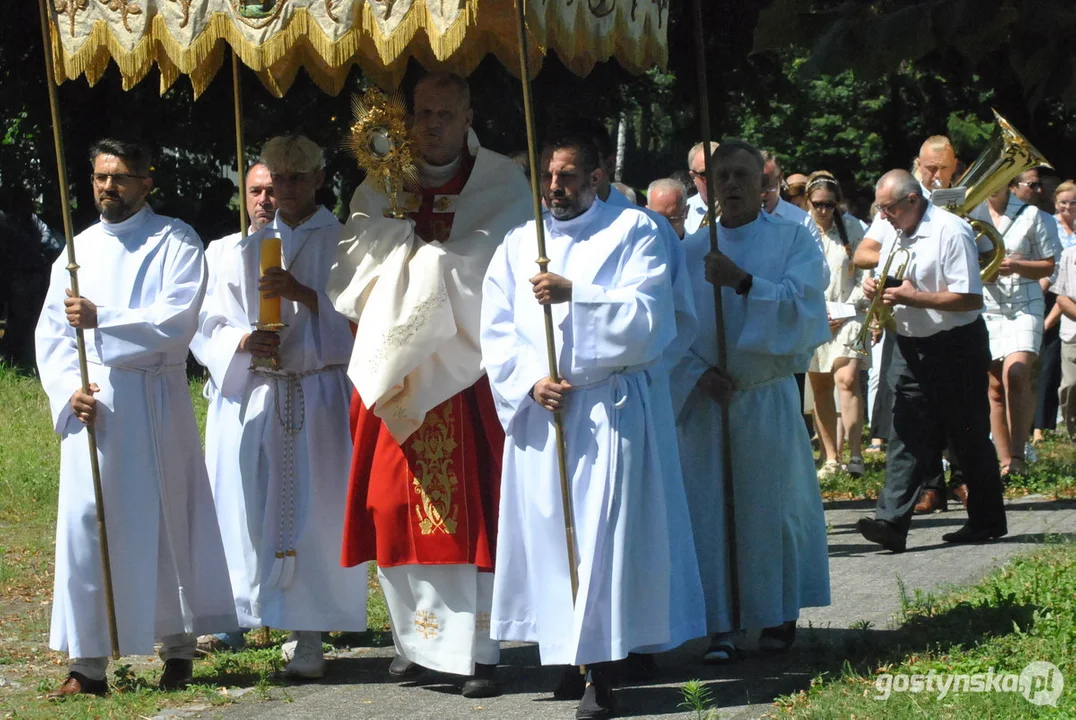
[606,187,705,647]
[481,199,706,666]
[195,207,368,631]
[36,206,236,659]
[671,212,832,633]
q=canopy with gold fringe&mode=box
[46,0,669,96]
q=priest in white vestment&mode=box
[194,136,368,680]
[481,133,705,719]
[671,140,831,664]
[328,74,531,698]
[36,139,236,698]
[191,162,276,653]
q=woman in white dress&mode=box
[805,172,868,477]
[1057,181,1076,250]
[972,184,1056,476]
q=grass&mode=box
[814,431,1076,501]
[0,364,390,719]
[769,540,1076,718]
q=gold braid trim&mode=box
[47,0,667,97]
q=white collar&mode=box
[547,198,604,240]
[98,204,151,236]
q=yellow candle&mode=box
[259,236,282,325]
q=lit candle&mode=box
[259,236,282,326]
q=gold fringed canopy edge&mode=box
[46,2,670,97]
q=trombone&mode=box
[847,247,911,354]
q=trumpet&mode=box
[847,247,911,354]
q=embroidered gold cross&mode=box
[476,612,491,633]
[415,610,440,639]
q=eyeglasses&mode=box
[1017,181,1043,190]
[877,194,913,216]
[1058,200,1076,208]
[270,171,313,184]
[91,172,146,185]
[690,169,707,180]
[811,201,837,211]
[762,185,781,194]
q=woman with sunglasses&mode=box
[805,171,868,478]
[969,178,1057,477]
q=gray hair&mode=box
[876,169,922,199]
[260,135,325,174]
[714,138,766,174]
[647,177,687,203]
[687,141,719,169]
[612,182,637,204]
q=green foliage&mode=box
[679,678,719,720]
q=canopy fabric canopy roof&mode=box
[46,0,669,96]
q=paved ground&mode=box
[167,495,1076,720]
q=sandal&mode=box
[702,633,739,664]
[759,621,797,653]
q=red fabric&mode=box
[408,150,476,243]
[340,379,504,570]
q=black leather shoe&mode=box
[461,663,501,698]
[388,654,422,678]
[47,672,108,700]
[856,517,907,553]
[942,523,1007,544]
[576,677,616,719]
[554,666,587,700]
[158,659,193,691]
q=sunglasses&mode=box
[811,201,837,210]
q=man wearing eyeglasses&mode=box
[36,139,237,698]
[685,141,719,235]
[760,152,826,277]
[856,170,1007,553]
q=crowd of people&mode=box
[32,72,1075,719]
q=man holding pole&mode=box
[328,73,531,697]
[36,139,237,697]
[480,132,705,719]
[671,139,831,662]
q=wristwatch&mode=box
[735,273,754,296]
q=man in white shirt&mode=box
[760,151,825,264]
[856,170,1006,552]
[685,141,719,235]
[1050,245,1076,434]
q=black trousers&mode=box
[1035,292,1061,431]
[869,332,894,439]
[876,318,1007,534]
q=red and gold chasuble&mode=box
[341,152,504,570]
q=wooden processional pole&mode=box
[511,0,581,604]
[36,0,121,660]
[232,50,249,240]
[690,0,741,629]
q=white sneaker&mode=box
[281,631,299,663]
[817,460,840,480]
[845,456,865,476]
[283,631,325,679]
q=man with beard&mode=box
[671,139,831,664]
[36,139,236,697]
[327,73,531,697]
[481,133,705,719]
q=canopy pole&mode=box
[233,50,249,238]
[512,0,581,606]
[36,0,121,661]
[690,0,741,630]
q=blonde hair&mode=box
[260,135,325,174]
[687,141,719,168]
[1056,180,1076,200]
[919,135,956,158]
